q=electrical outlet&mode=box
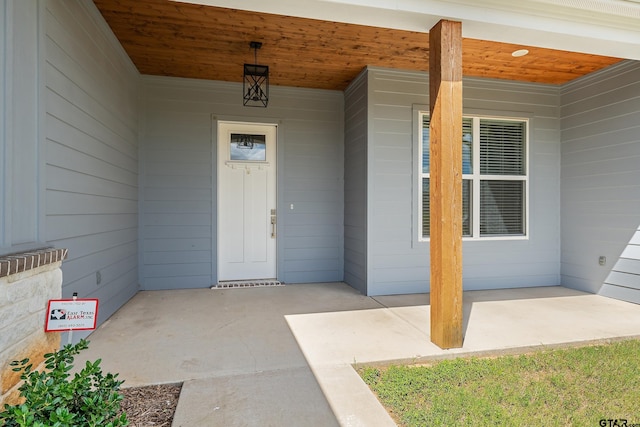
[598,256,606,266]
[96,270,102,285]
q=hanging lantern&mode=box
[243,41,269,107]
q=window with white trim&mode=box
[420,113,528,239]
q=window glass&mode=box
[479,180,525,236]
[462,179,472,236]
[422,177,430,236]
[422,115,430,174]
[422,116,473,173]
[421,178,472,237]
[420,114,527,239]
[480,119,525,176]
[462,118,473,174]
[230,133,266,161]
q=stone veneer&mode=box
[0,248,67,405]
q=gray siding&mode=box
[601,225,640,303]
[140,77,343,289]
[44,0,140,325]
[360,67,561,295]
[344,71,368,294]
[0,0,43,254]
[560,60,640,304]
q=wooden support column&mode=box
[429,19,463,349]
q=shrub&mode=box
[0,339,128,427]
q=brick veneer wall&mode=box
[0,248,67,405]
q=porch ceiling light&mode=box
[512,49,529,57]
[243,41,269,108]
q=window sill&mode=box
[419,235,529,243]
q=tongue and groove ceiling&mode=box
[93,0,624,91]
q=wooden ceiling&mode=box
[93,0,623,91]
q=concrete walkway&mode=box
[75,283,640,426]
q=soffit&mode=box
[93,0,625,91]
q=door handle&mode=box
[270,209,276,238]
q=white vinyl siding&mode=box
[356,67,558,295]
[561,60,640,303]
[44,0,140,329]
[344,71,368,294]
[420,114,528,240]
[141,77,344,289]
[0,0,42,253]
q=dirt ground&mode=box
[120,383,182,427]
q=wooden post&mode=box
[429,19,463,349]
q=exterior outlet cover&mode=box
[96,270,102,285]
[599,256,606,266]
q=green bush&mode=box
[0,339,128,427]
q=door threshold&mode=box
[211,279,283,289]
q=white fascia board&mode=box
[172,0,640,59]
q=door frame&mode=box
[212,116,282,284]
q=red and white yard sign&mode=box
[45,299,99,332]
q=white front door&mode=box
[217,122,277,281]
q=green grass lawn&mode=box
[359,339,640,426]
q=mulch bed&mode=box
[120,383,182,427]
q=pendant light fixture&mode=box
[243,41,269,107]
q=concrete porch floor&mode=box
[75,283,640,426]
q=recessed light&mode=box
[512,49,529,57]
